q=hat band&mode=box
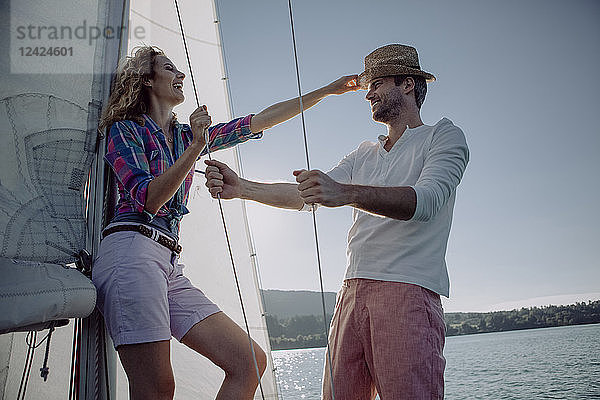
[366,61,421,70]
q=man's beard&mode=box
[373,91,404,123]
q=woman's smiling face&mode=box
[147,55,186,106]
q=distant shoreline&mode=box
[267,301,600,350]
[271,321,600,351]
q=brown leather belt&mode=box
[102,224,182,255]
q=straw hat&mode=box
[358,44,435,89]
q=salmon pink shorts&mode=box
[92,224,220,348]
[323,279,446,400]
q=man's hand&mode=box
[293,169,349,207]
[326,75,360,95]
[189,105,212,148]
[204,159,241,199]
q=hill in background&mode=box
[261,289,600,350]
[261,289,336,319]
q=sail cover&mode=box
[0,1,119,264]
[0,0,124,398]
[121,0,278,398]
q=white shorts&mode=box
[92,223,220,348]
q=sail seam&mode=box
[1,93,87,112]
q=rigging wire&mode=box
[174,0,200,110]
[173,1,266,398]
[286,0,336,398]
[131,9,219,47]
[69,319,79,400]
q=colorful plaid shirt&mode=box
[105,114,260,220]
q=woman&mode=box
[93,45,357,400]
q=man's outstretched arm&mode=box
[294,169,416,220]
[205,160,416,219]
[204,160,304,210]
[293,121,469,221]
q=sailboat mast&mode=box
[79,0,130,398]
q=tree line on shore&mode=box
[266,300,600,350]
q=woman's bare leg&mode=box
[117,340,175,400]
[181,312,267,399]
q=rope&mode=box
[93,314,101,400]
[39,323,56,381]
[17,331,37,400]
[286,1,336,398]
[173,1,266,398]
[15,328,57,398]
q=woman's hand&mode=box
[145,107,212,214]
[325,75,360,95]
[189,105,212,148]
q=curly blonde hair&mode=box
[99,46,165,131]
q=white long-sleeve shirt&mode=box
[326,118,469,297]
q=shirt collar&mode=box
[141,114,190,135]
[173,118,188,132]
[377,124,430,144]
[141,114,162,134]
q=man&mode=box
[205,44,469,399]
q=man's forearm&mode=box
[345,184,417,220]
[240,179,305,210]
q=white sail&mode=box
[124,0,278,398]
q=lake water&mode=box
[271,323,600,399]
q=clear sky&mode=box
[212,0,600,312]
